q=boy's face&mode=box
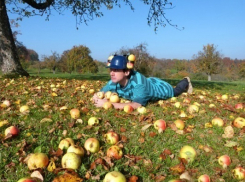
[110,69,130,86]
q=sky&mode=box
[7,0,245,62]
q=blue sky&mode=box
[7,0,245,62]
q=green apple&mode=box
[179,145,197,163]
[103,171,126,182]
[61,152,81,170]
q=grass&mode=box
[0,72,245,182]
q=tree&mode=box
[1,0,177,77]
[43,51,60,74]
[60,45,98,73]
[195,44,222,81]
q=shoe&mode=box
[184,77,193,94]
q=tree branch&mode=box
[22,0,54,10]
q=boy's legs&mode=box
[173,77,193,97]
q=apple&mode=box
[88,117,99,126]
[58,138,75,150]
[233,117,245,128]
[211,117,224,127]
[154,119,167,133]
[62,152,81,170]
[183,98,191,104]
[103,171,126,182]
[84,138,100,153]
[104,91,112,100]
[20,105,30,114]
[233,94,240,100]
[2,100,11,107]
[235,103,243,110]
[106,145,123,160]
[174,119,185,130]
[221,94,228,101]
[96,91,104,99]
[218,155,231,168]
[70,108,80,119]
[17,177,39,182]
[123,105,134,113]
[128,54,136,62]
[89,89,95,94]
[27,153,49,170]
[104,131,120,145]
[209,104,216,108]
[5,126,20,137]
[232,166,245,180]
[179,145,197,163]
[187,104,199,114]
[67,145,85,157]
[168,180,182,182]
[198,174,210,182]
[127,62,134,69]
[179,110,187,118]
[174,102,181,108]
[110,93,120,103]
[137,106,147,114]
[103,101,114,110]
[170,97,177,102]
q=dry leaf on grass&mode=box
[222,126,234,138]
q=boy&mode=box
[93,55,192,109]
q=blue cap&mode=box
[106,55,127,69]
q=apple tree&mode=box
[1,0,178,77]
[194,44,222,81]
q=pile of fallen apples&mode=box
[1,78,245,182]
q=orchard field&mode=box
[0,75,245,182]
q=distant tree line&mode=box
[16,41,245,81]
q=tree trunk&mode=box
[208,74,211,81]
[0,1,29,77]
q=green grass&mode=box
[0,73,245,182]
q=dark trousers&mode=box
[173,78,188,97]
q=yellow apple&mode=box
[103,171,126,182]
[58,138,75,150]
[179,145,197,163]
[61,152,81,170]
[27,153,49,170]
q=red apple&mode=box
[123,105,134,113]
[61,152,81,170]
[5,126,20,137]
[70,108,80,119]
[179,145,197,163]
[127,62,134,69]
[174,119,185,130]
[103,101,114,110]
[103,171,126,182]
[235,103,243,110]
[87,117,99,126]
[106,145,123,160]
[17,177,39,182]
[233,117,245,128]
[27,153,49,170]
[154,119,167,133]
[84,138,100,153]
[232,166,245,180]
[198,174,210,182]
[104,131,120,145]
[218,155,231,168]
[211,117,224,127]
[110,93,120,103]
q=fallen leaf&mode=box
[170,162,185,175]
[128,175,138,182]
[141,124,152,131]
[224,140,239,147]
[52,172,83,182]
[31,171,44,181]
[222,126,234,138]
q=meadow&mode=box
[0,71,245,182]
